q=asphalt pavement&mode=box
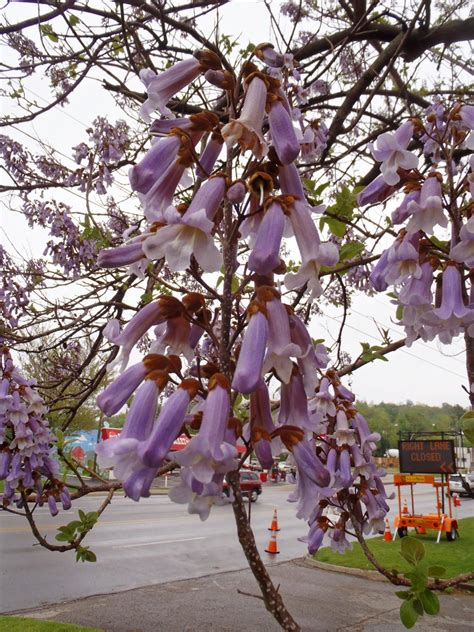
[1,481,473,630]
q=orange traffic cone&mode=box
[383,518,393,542]
[453,493,461,508]
[265,530,280,555]
[402,498,409,515]
[268,508,280,532]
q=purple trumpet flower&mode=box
[232,303,268,394]
[104,296,184,371]
[370,231,421,291]
[174,374,238,484]
[59,486,72,511]
[196,133,223,179]
[311,377,336,418]
[405,175,446,234]
[450,215,474,267]
[268,98,300,164]
[255,43,285,68]
[338,449,353,487]
[432,264,473,321]
[328,525,352,555]
[307,521,326,555]
[398,261,434,306]
[181,175,226,232]
[0,451,11,479]
[139,379,199,468]
[248,199,285,274]
[47,494,59,517]
[278,367,317,434]
[300,120,328,161]
[169,468,227,521]
[139,56,204,120]
[129,135,181,195]
[221,73,268,159]
[123,467,158,501]
[98,241,145,269]
[97,354,170,416]
[391,189,420,225]
[96,373,168,481]
[226,180,247,204]
[357,174,396,207]
[279,164,306,200]
[289,312,326,396]
[152,316,193,362]
[353,413,380,447]
[369,121,418,185]
[249,379,275,470]
[334,409,356,447]
[259,287,301,384]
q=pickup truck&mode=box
[222,470,263,502]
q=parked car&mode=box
[448,473,474,497]
[223,470,262,502]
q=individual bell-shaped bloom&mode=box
[248,199,286,274]
[169,468,227,521]
[98,240,146,269]
[334,409,356,447]
[307,520,327,555]
[249,379,276,470]
[181,175,226,233]
[47,494,59,517]
[450,215,474,267]
[398,261,434,306]
[357,174,396,207]
[226,180,247,204]
[143,221,222,273]
[405,175,447,234]
[259,287,301,384]
[151,317,194,362]
[232,302,268,394]
[104,296,184,371]
[460,104,474,150]
[196,132,223,179]
[255,43,285,68]
[352,413,381,448]
[284,201,339,298]
[278,366,319,434]
[425,264,474,330]
[300,120,328,161]
[174,374,238,484]
[97,354,170,416]
[369,121,418,185]
[391,189,420,225]
[221,73,268,159]
[129,135,181,195]
[268,98,300,164]
[278,163,306,201]
[351,443,373,479]
[139,379,199,468]
[328,524,352,555]
[139,51,221,120]
[289,313,326,396]
[310,377,336,418]
[370,231,421,291]
[95,372,168,481]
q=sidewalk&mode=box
[12,559,474,631]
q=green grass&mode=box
[315,517,474,578]
[0,616,101,631]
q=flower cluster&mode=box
[96,46,388,547]
[0,246,44,328]
[359,103,474,346]
[0,343,69,516]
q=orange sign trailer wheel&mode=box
[393,474,459,542]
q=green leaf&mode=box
[463,428,474,444]
[231,276,240,293]
[420,589,440,616]
[460,411,474,421]
[78,509,86,522]
[140,292,153,305]
[412,598,424,615]
[396,304,404,321]
[40,24,59,42]
[320,216,346,238]
[339,241,365,261]
[55,533,72,542]
[68,14,80,26]
[427,565,446,578]
[400,536,425,566]
[395,591,411,600]
[405,568,428,592]
[83,550,97,563]
[400,599,419,629]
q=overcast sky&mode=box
[1,1,469,407]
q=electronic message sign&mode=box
[398,440,456,474]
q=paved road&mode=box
[1,482,472,613]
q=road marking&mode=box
[113,536,206,549]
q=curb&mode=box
[300,556,474,592]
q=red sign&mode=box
[70,445,86,462]
[100,429,246,454]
